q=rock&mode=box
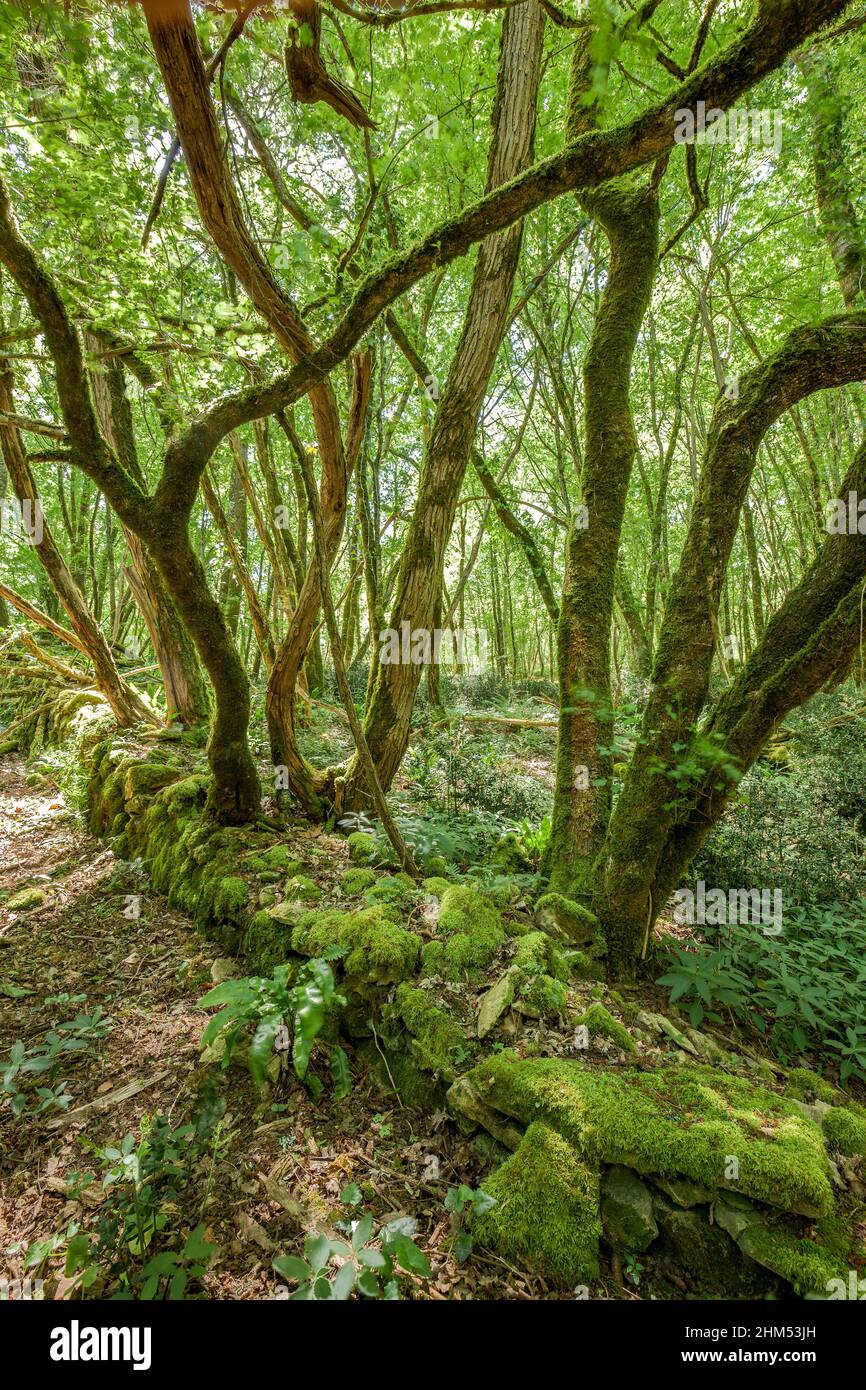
[656,1202,742,1287]
[650,1174,715,1209]
[601,1166,658,1252]
[712,1192,760,1241]
[447,1054,835,1219]
[6,887,46,912]
[533,892,598,945]
[577,1002,636,1053]
[210,957,239,983]
[477,969,517,1038]
[684,1027,729,1065]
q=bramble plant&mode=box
[273,1185,432,1300]
[1,1004,112,1118]
[198,955,349,1099]
[444,1184,496,1262]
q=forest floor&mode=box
[0,750,583,1301]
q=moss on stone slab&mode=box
[736,1222,842,1297]
[472,1121,601,1288]
[211,875,249,922]
[534,892,598,945]
[448,1055,835,1219]
[601,1165,658,1252]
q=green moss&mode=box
[6,886,46,912]
[569,950,606,981]
[212,876,249,922]
[517,973,568,1017]
[422,876,450,898]
[160,773,209,810]
[822,1106,866,1158]
[292,906,419,989]
[449,1055,835,1220]
[395,984,467,1079]
[423,885,505,980]
[260,845,302,872]
[341,867,377,895]
[285,874,321,902]
[737,1223,842,1296]
[347,831,376,865]
[356,1039,447,1111]
[534,892,598,945]
[362,875,418,910]
[243,910,294,975]
[513,931,568,982]
[785,1067,838,1105]
[472,1121,601,1288]
[578,1002,636,1053]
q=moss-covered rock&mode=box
[260,845,303,872]
[292,906,419,990]
[472,1121,601,1288]
[578,1002,636,1053]
[601,1166,658,1252]
[785,1067,839,1105]
[341,867,376,895]
[212,876,249,922]
[534,892,598,945]
[822,1106,866,1158]
[421,876,450,899]
[394,984,467,1079]
[6,886,46,912]
[448,1055,835,1219]
[347,831,376,865]
[736,1221,842,1296]
[285,874,321,902]
[421,885,505,981]
[243,909,294,975]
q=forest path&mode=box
[0,754,537,1299]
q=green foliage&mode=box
[33,1108,221,1299]
[199,957,348,1098]
[443,1183,496,1261]
[1,1004,111,1118]
[656,901,866,1083]
[273,1197,432,1300]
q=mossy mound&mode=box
[471,1121,601,1288]
[347,831,377,865]
[394,983,468,1080]
[448,1055,835,1219]
[822,1105,866,1158]
[292,906,419,991]
[421,885,505,980]
[341,867,377,895]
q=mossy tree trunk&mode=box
[548,34,660,895]
[341,0,546,809]
[593,316,866,976]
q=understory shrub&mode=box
[656,900,866,1083]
